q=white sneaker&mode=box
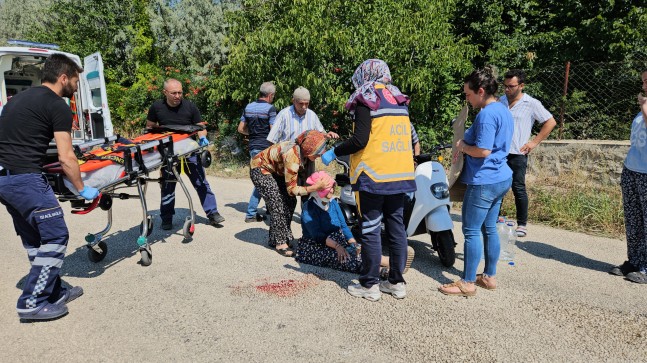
[347,283,381,301]
[379,281,406,299]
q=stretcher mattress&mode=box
[45,131,201,195]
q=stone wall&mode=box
[527,140,630,186]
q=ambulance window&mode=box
[86,70,102,108]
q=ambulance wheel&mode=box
[87,241,108,263]
[182,219,194,239]
[431,230,456,267]
[140,249,152,266]
[139,216,154,237]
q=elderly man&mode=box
[267,87,338,189]
[238,81,277,223]
[147,78,225,229]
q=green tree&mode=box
[212,0,477,146]
[149,0,238,72]
[0,0,53,44]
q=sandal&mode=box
[275,247,294,257]
[475,274,497,290]
[516,226,527,237]
[438,280,476,297]
[625,271,647,284]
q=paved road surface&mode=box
[1,174,645,362]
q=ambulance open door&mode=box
[82,52,113,139]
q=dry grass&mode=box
[499,172,625,239]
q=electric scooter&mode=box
[334,144,457,267]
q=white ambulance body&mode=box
[0,40,113,143]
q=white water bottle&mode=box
[500,220,516,261]
[496,216,508,260]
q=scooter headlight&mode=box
[431,182,449,199]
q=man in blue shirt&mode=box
[238,82,277,222]
[499,69,556,237]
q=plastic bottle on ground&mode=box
[500,219,517,261]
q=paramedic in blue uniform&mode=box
[237,81,277,223]
[147,78,225,229]
[321,59,416,301]
[0,53,99,321]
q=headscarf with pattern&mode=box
[345,59,410,115]
[295,130,327,157]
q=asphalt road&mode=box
[1,174,645,362]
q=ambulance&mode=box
[0,39,114,145]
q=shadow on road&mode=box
[225,202,248,214]
[517,240,615,272]
[57,208,198,278]
[407,238,462,285]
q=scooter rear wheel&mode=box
[431,230,456,267]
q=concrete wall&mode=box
[527,140,630,186]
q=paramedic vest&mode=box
[350,86,416,194]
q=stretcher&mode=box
[44,125,212,266]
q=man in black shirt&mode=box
[147,78,224,229]
[0,53,99,321]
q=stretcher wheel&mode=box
[200,150,212,168]
[182,219,194,239]
[140,248,152,266]
[99,194,113,211]
[139,216,154,237]
[87,241,108,263]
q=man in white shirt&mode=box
[267,87,338,192]
[499,69,556,237]
[267,87,338,143]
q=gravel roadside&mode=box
[0,174,645,362]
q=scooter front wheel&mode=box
[431,230,456,267]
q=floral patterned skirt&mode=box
[295,230,362,273]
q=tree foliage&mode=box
[149,0,238,72]
[0,0,53,44]
[213,0,477,145]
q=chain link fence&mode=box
[522,56,646,140]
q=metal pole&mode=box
[559,61,571,140]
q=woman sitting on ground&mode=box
[295,171,390,273]
[250,130,330,257]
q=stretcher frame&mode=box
[45,133,208,266]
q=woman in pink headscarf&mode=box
[295,171,391,272]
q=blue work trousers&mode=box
[0,173,69,312]
[357,191,408,288]
[246,149,263,218]
[160,154,218,222]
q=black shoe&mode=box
[245,213,266,223]
[609,261,639,276]
[161,222,173,230]
[626,271,647,284]
[208,212,225,225]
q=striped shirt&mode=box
[250,141,308,196]
[266,105,324,143]
[410,122,419,144]
[499,94,553,155]
[240,100,277,151]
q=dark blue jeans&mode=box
[0,173,69,312]
[462,178,512,282]
[160,154,218,222]
[507,154,528,226]
[357,192,407,288]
